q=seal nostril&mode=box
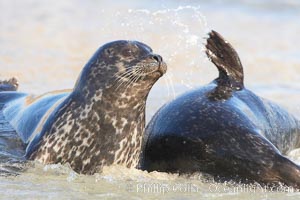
[152,54,162,63]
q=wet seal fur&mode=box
[140,31,300,189]
[0,40,166,174]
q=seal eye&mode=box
[105,48,113,56]
[122,49,133,57]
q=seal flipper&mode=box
[206,30,244,89]
[274,155,300,189]
[0,77,19,92]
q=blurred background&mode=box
[1,0,300,199]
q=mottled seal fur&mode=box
[0,40,166,174]
[140,31,300,188]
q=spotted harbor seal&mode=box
[0,40,166,174]
[140,31,300,188]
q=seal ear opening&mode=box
[205,30,244,88]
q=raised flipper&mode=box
[206,30,244,89]
[0,77,19,92]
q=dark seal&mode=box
[140,31,300,188]
[0,40,166,174]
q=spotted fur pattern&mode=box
[27,41,166,174]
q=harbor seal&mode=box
[140,31,300,188]
[0,40,166,174]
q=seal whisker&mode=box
[124,74,138,91]
[114,69,137,90]
[116,70,136,91]
[114,68,135,82]
[115,78,131,90]
[164,75,171,99]
[114,71,134,85]
[123,68,145,91]
[139,69,159,77]
[115,67,135,77]
[165,73,176,99]
[132,73,141,84]
[117,70,138,86]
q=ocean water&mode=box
[0,0,300,199]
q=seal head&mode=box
[74,40,166,96]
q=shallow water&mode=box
[0,0,300,199]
